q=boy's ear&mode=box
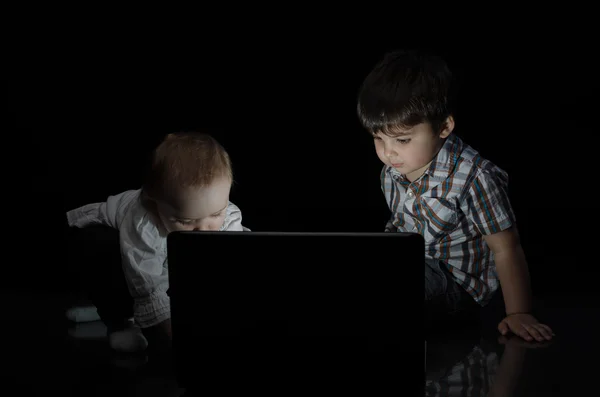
[439,115,455,138]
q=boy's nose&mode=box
[384,149,397,158]
[384,146,396,157]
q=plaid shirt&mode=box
[425,345,499,396]
[382,134,516,305]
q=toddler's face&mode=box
[373,118,453,182]
[155,176,232,233]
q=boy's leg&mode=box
[424,259,478,318]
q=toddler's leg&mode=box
[68,225,133,323]
[108,318,149,353]
[65,304,101,323]
[67,224,147,352]
[141,321,173,357]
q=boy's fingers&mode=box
[538,324,555,337]
[518,327,533,341]
[523,324,544,342]
[498,321,509,335]
[535,325,554,340]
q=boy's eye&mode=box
[397,139,411,144]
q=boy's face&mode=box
[154,175,232,234]
[373,117,454,182]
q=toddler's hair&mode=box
[142,132,232,204]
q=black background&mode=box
[5,19,597,302]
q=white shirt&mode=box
[66,189,248,328]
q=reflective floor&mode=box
[426,294,599,396]
[5,287,598,396]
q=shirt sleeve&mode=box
[459,168,516,235]
[385,219,397,232]
[131,201,249,327]
[220,201,250,231]
[66,190,140,229]
[120,211,171,329]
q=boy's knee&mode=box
[424,262,448,301]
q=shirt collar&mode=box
[428,133,463,182]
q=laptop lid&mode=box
[167,231,425,394]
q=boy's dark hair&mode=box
[357,49,456,136]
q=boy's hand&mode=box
[497,313,554,342]
[498,334,553,349]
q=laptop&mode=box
[167,231,425,395]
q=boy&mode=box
[66,132,249,353]
[357,50,553,342]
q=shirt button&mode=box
[407,191,414,197]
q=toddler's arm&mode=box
[120,227,171,329]
[221,202,250,231]
[66,190,139,229]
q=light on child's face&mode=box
[373,123,448,178]
[156,176,232,233]
[170,205,228,231]
[372,119,454,182]
[373,133,412,168]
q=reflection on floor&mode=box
[425,295,600,396]
[5,287,600,396]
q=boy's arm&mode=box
[380,165,397,233]
[66,190,139,229]
[384,218,396,232]
[460,169,553,341]
[459,169,525,312]
[482,228,532,315]
[483,229,553,341]
[487,339,527,397]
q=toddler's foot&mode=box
[109,319,149,353]
[65,304,101,323]
[67,320,107,340]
